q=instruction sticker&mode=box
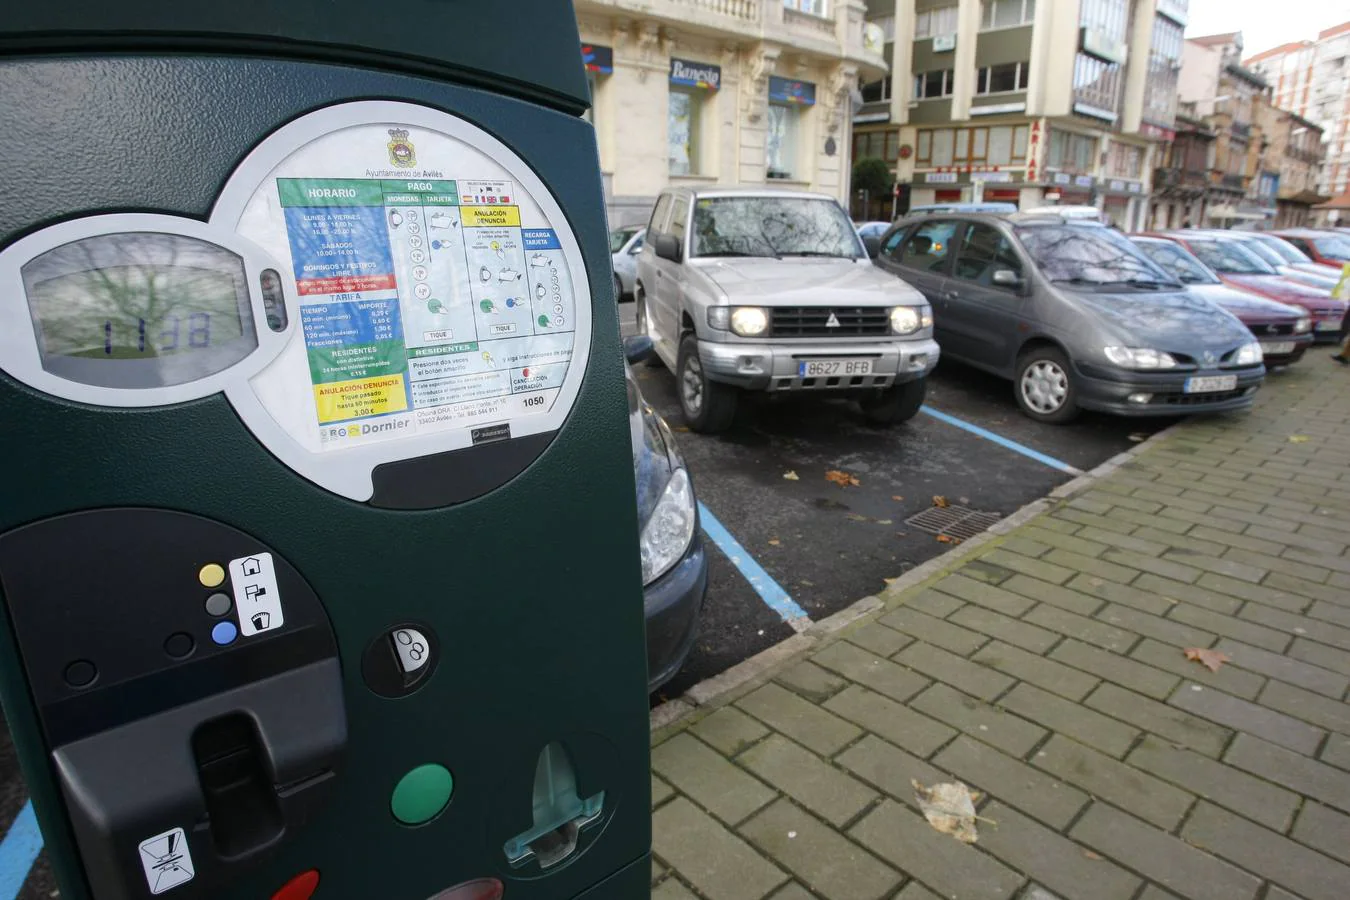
[229,552,284,637]
[138,827,194,894]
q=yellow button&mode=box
[198,564,226,588]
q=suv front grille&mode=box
[1248,322,1294,336]
[770,307,891,338]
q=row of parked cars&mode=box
[615,189,1349,690]
[615,188,1350,430]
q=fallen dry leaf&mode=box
[768,538,781,547]
[933,495,950,508]
[1289,435,1311,443]
[912,780,989,844]
[673,425,690,432]
[782,470,800,481]
[1184,647,1231,673]
[1128,433,1147,442]
[936,534,962,545]
[878,519,894,525]
[1083,850,1103,861]
[825,469,861,487]
[846,513,869,522]
[892,495,905,501]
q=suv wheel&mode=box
[860,378,927,425]
[677,334,737,433]
[1015,347,1080,424]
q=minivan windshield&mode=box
[1132,240,1219,285]
[1015,224,1178,286]
[1310,235,1350,262]
[1186,239,1276,275]
[692,196,863,259]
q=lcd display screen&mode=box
[22,233,258,388]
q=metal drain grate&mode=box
[905,506,1002,541]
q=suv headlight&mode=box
[640,468,697,585]
[1235,341,1264,365]
[730,307,769,337]
[707,307,730,330]
[1103,346,1178,369]
[1295,317,1312,334]
[890,306,920,335]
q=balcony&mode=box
[1230,122,1251,139]
[574,0,886,74]
[1216,172,1247,191]
[1154,167,1209,194]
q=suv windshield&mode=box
[1132,240,1219,285]
[1187,239,1275,275]
[1016,224,1177,286]
[692,196,862,259]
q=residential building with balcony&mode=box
[1175,31,1273,226]
[851,0,1185,230]
[575,0,887,226]
[1148,110,1215,228]
[1246,20,1350,200]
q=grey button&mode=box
[205,592,233,617]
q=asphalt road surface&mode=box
[618,303,1177,701]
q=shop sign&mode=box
[670,58,721,90]
[1074,175,1095,188]
[933,34,957,52]
[769,76,816,105]
[582,44,613,74]
[971,171,1013,183]
[926,173,959,183]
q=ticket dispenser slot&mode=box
[0,509,344,899]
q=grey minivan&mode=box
[871,214,1265,423]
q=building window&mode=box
[1105,142,1144,179]
[1143,14,1183,125]
[1074,0,1129,117]
[981,0,1036,30]
[853,129,900,163]
[916,5,959,39]
[916,126,1030,166]
[914,69,955,100]
[667,89,701,175]
[860,77,891,103]
[784,0,828,16]
[976,62,1029,94]
[766,103,800,179]
[1047,129,1098,173]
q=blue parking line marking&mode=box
[0,801,42,898]
[698,501,810,629]
[919,406,1084,476]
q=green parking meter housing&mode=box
[0,3,650,899]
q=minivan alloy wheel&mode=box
[1021,360,1068,413]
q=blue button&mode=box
[212,621,239,645]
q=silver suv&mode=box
[634,187,938,433]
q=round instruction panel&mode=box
[213,102,591,502]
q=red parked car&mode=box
[1144,232,1347,341]
[1273,230,1350,271]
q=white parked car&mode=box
[1022,205,1106,223]
[609,225,645,301]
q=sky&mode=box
[1186,0,1350,57]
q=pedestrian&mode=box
[1181,219,1192,229]
[1332,329,1350,365]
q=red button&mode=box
[272,870,320,900]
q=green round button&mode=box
[391,764,454,825]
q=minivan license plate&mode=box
[799,359,873,377]
[1261,341,1296,355]
[1184,375,1237,394]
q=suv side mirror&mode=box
[654,233,682,263]
[992,269,1024,289]
[863,235,882,259]
[622,335,656,365]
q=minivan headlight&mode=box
[640,468,697,585]
[1295,317,1312,334]
[891,306,921,335]
[730,307,769,337]
[1235,342,1264,366]
[1104,347,1178,369]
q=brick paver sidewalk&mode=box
[649,354,1350,900]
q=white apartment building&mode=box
[1246,21,1350,198]
[852,0,1185,231]
[574,0,888,226]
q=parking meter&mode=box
[0,3,651,899]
